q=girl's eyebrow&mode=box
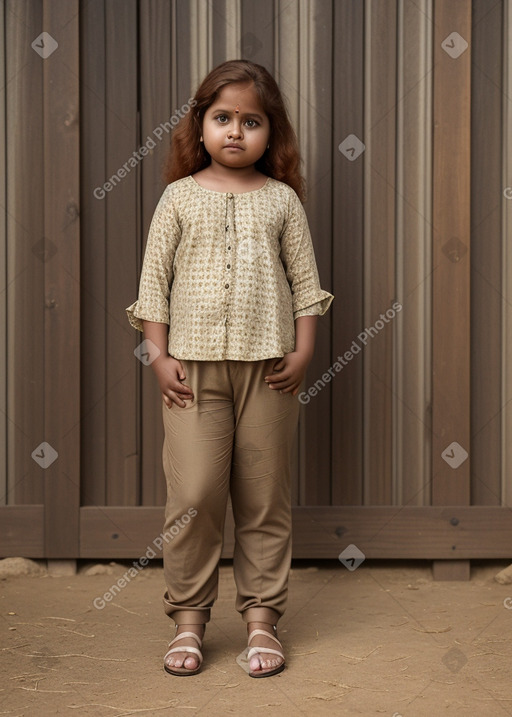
[212,108,264,120]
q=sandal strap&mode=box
[168,630,203,648]
[247,629,282,647]
[247,646,284,660]
[164,645,203,665]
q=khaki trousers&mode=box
[160,358,300,627]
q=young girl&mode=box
[126,59,333,678]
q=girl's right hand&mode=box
[153,356,194,409]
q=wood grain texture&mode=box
[0,506,45,556]
[0,0,5,507]
[139,0,173,507]
[394,0,433,507]
[470,0,503,506]
[80,0,108,507]
[6,0,45,506]
[43,0,80,556]
[363,0,397,504]
[431,0,471,505]
[431,0,472,579]
[78,504,512,559]
[331,0,364,505]
[104,0,138,506]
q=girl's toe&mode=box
[249,655,262,671]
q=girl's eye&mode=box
[214,115,259,128]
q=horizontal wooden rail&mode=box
[0,506,45,556]
[71,505,512,560]
[2,505,511,561]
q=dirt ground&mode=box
[2,557,512,716]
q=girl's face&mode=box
[201,82,270,171]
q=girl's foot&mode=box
[164,623,205,675]
[246,621,285,677]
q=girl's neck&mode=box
[192,164,268,193]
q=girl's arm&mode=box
[293,315,317,362]
[142,320,170,364]
[264,315,318,395]
[142,320,194,408]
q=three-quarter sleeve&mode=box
[279,190,334,319]
[125,185,181,332]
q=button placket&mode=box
[224,193,235,301]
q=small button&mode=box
[225,283,229,289]
[226,226,229,231]
[227,264,231,269]
[227,246,231,250]
[227,192,233,198]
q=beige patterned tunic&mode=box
[125,175,334,361]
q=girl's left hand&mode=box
[264,351,312,396]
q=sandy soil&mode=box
[2,558,512,716]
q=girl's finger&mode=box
[266,372,290,384]
[269,378,294,390]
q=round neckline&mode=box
[189,174,271,196]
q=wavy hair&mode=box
[162,60,306,202]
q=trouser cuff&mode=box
[168,608,211,625]
[242,607,281,625]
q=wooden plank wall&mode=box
[503,0,512,508]
[42,0,80,555]
[363,0,397,505]
[0,0,6,506]
[394,0,432,507]
[1,0,512,566]
[471,0,503,508]
[5,0,45,508]
[332,0,364,506]
[431,0,472,580]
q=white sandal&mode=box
[163,624,204,676]
[247,626,285,678]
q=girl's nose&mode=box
[228,123,243,138]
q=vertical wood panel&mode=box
[363,0,397,504]
[43,0,80,555]
[0,0,6,505]
[139,0,173,506]
[431,0,471,542]
[502,0,512,507]
[275,2,303,505]
[471,0,503,506]
[80,0,107,506]
[189,0,213,91]
[332,0,364,505]
[240,0,275,67]
[300,0,334,506]
[6,0,44,506]
[394,0,433,506]
[211,0,241,66]
[276,0,333,505]
[105,0,139,505]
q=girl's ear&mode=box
[200,136,203,142]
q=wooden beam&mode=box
[431,0,472,578]
[43,0,80,556]
[78,505,512,559]
[0,506,44,556]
